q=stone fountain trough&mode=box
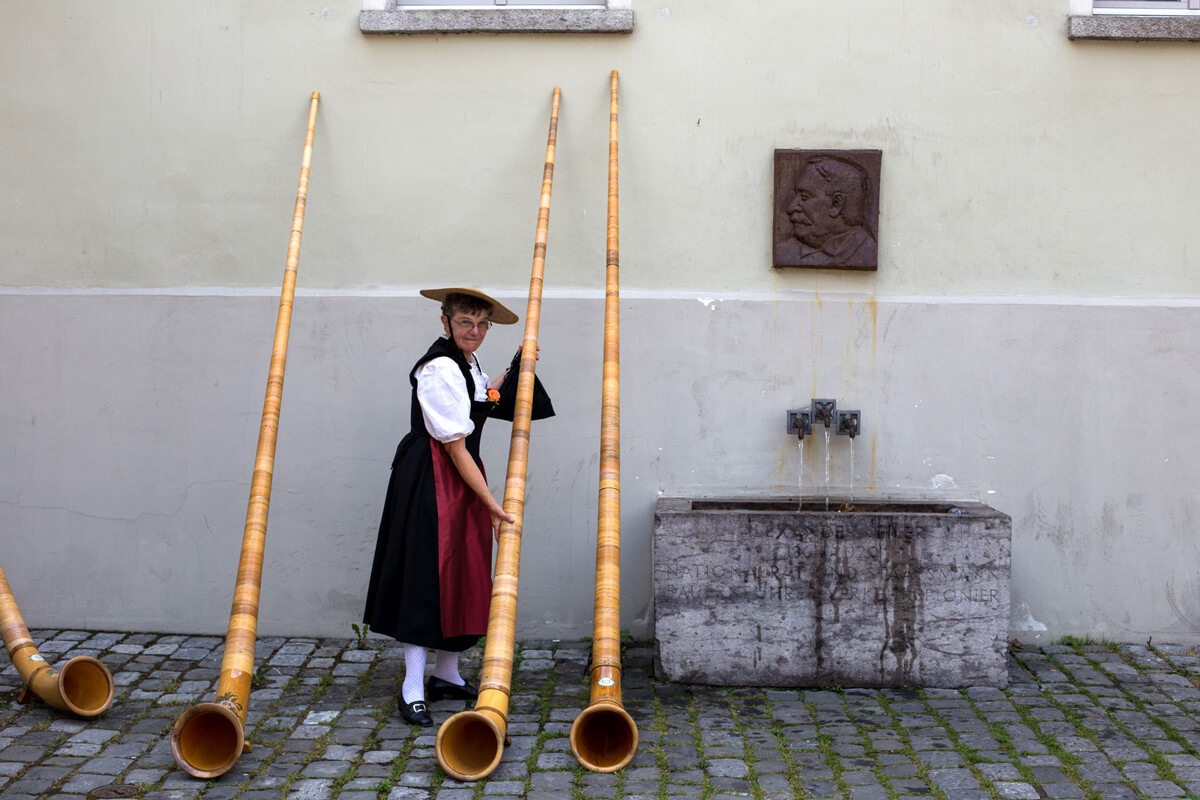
[653,497,1012,688]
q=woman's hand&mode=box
[491,345,541,390]
[489,501,516,541]
[513,345,541,362]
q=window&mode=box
[360,0,632,34]
[1094,0,1200,14]
[394,1,599,5]
[1070,0,1200,39]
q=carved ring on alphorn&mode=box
[171,90,320,779]
[435,87,561,782]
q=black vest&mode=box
[409,337,491,460]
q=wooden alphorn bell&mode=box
[171,91,320,779]
[570,70,638,773]
[0,564,114,718]
[434,87,561,782]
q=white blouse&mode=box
[415,353,491,444]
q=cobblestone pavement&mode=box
[3,634,1200,799]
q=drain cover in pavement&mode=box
[91,786,140,798]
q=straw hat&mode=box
[419,287,518,325]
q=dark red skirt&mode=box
[362,433,493,651]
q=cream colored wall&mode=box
[3,1,1200,645]
[5,1,1198,296]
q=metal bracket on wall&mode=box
[835,410,862,439]
[811,399,837,429]
[787,408,813,439]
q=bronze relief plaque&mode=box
[774,149,881,271]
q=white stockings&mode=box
[402,644,466,703]
[401,644,427,704]
[432,649,465,686]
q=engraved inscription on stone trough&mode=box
[653,498,1012,688]
[773,149,882,271]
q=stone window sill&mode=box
[360,4,633,34]
[1069,13,1200,39]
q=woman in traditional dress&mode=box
[363,288,517,726]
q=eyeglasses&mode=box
[451,318,492,333]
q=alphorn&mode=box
[570,70,638,773]
[0,564,114,718]
[171,91,320,779]
[435,87,561,782]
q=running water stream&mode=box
[824,426,831,511]
[848,437,855,507]
[797,438,805,508]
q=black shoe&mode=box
[398,698,432,726]
[426,675,477,702]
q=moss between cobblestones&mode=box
[719,689,750,799]
[875,691,952,800]
[233,638,405,800]
[1010,693,1094,791]
[312,671,335,701]
[29,726,73,796]
[1043,640,1200,799]
[645,695,668,800]
[1054,634,1117,650]
[522,654,564,797]
[923,688,1021,800]
[1017,648,1141,800]
[14,635,1200,800]
[683,693,715,799]
[1145,711,1200,757]
[813,731,848,796]
[966,692,1046,795]
[851,704,901,800]
[1135,645,1200,754]
[767,714,807,800]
